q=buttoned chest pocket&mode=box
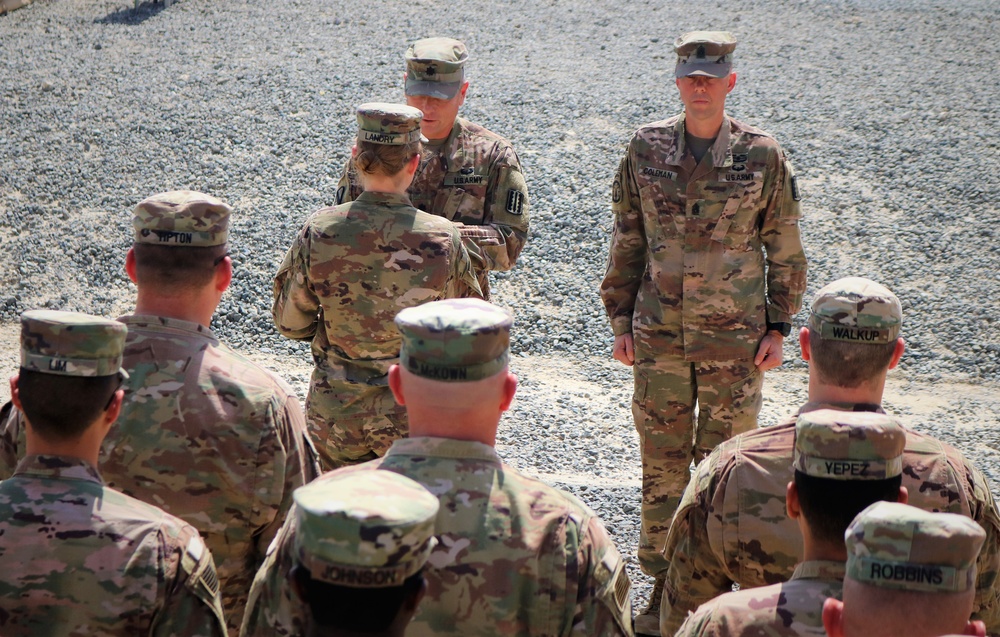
[711,182,764,251]
[640,181,683,240]
[435,187,487,224]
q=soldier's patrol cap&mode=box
[674,31,737,79]
[293,471,439,588]
[357,102,428,146]
[20,310,128,378]
[395,298,512,382]
[845,502,985,593]
[133,190,231,247]
[809,277,902,344]
[793,409,905,481]
[404,37,468,100]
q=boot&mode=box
[633,576,664,636]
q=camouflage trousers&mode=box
[631,355,762,576]
[305,370,408,472]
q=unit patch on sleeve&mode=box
[506,189,524,215]
[612,176,623,204]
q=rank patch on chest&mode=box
[506,189,524,215]
[720,171,762,183]
[639,165,677,180]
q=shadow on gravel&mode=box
[95,1,166,25]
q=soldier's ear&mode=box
[786,481,801,519]
[727,72,737,93]
[499,372,518,413]
[964,620,986,637]
[798,327,811,362]
[9,375,22,411]
[822,598,845,637]
[125,247,139,284]
[388,365,405,406]
[896,485,908,505]
[457,81,469,106]
[888,338,905,370]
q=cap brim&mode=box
[405,79,461,100]
[675,62,732,79]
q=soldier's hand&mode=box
[754,331,784,371]
[613,334,635,367]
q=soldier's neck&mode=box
[25,421,104,468]
[133,289,217,329]
[807,374,886,408]
[684,110,725,139]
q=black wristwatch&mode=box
[766,321,792,337]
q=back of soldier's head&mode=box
[131,191,231,295]
[807,277,902,387]
[17,310,127,440]
[792,410,906,545]
[291,471,438,635]
[395,298,512,389]
[840,502,984,637]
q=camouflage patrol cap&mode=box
[793,409,905,480]
[846,502,985,593]
[293,470,439,588]
[20,310,128,378]
[357,102,427,146]
[404,37,468,100]
[809,277,902,344]
[395,298,512,382]
[674,31,737,79]
[133,190,231,247]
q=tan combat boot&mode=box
[633,576,663,636]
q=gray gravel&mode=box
[2,0,999,609]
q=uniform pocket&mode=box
[640,182,681,239]
[437,187,486,223]
[729,369,763,434]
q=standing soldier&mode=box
[244,299,633,637]
[600,30,807,631]
[335,37,529,300]
[0,310,226,636]
[274,103,482,471]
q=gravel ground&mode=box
[2,0,999,610]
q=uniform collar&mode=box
[671,112,734,168]
[384,436,501,464]
[14,454,104,485]
[423,118,469,174]
[355,191,414,208]
[797,401,884,415]
[119,314,218,342]
[791,560,847,582]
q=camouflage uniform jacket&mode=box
[600,113,807,361]
[241,437,634,637]
[660,401,1000,635]
[0,455,227,637]
[271,191,481,420]
[673,560,844,637]
[96,315,316,635]
[337,118,530,298]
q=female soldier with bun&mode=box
[272,103,481,470]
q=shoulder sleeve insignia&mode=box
[335,185,346,205]
[506,189,524,216]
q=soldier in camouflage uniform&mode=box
[674,410,907,637]
[279,471,439,637]
[599,31,807,631]
[823,502,987,637]
[335,37,529,300]
[0,310,226,636]
[0,191,322,635]
[659,277,1000,635]
[243,298,634,637]
[273,103,482,471]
